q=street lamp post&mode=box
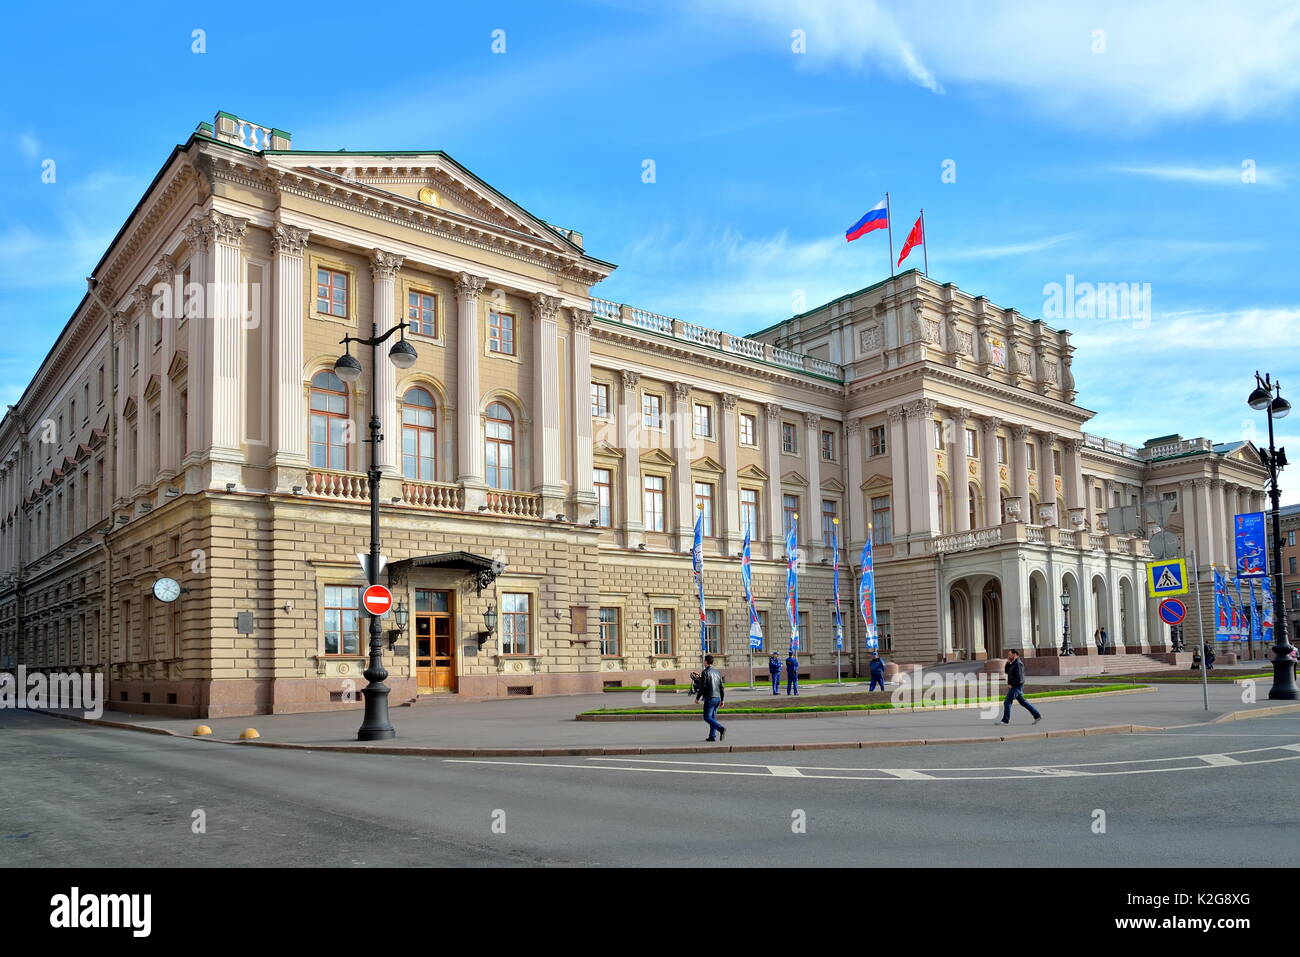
[1247,372,1297,700]
[334,321,419,740]
[1059,587,1074,656]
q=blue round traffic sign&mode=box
[1158,598,1187,626]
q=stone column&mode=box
[764,402,783,553]
[906,399,940,537]
[1065,437,1086,512]
[1180,479,1200,566]
[1012,424,1031,523]
[181,218,210,473]
[804,411,822,556]
[720,393,741,553]
[618,371,643,547]
[455,273,488,509]
[1040,431,1059,524]
[207,211,248,489]
[846,418,865,545]
[370,250,404,475]
[1194,478,1215,567]
[131,285,150,494]
[154,258,177,481]
[1211,478,1227,568]
[569,308,596,523]
[270,223,310,488]
[982,416,1002,526]
[952,407,972,532]
[888,406,910,542]
[672,382,694,549]
[531,293,565,515]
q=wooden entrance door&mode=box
[414,589,456,692]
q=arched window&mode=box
[936,479,947,533]
[309,370,349,470]
[401,387,437,481]
[968,483,979,530]
[485,401,515,490]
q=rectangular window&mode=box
[591,382,610,418]
[316,267,348,318]
[322,586,361,656]
[869,425,887,457]
[488,311,516,354]
[599,607,620,657]
[97,365,104,404]
[702,608,721,654]
[821,500,838,545]
[407,289,437,337]
[821,430,835,461]
[642,393,663,429]
[871,495,893,544]
[783,494,799,536]
[1052,449,1062,474]
[594,467,613,527]
[878,610,893,652]
[1289,557,1296,575]
[782,422,798,454]
[643,474,665,532]
[694,482,715,536]
[997,436,1008,464]
[1162,489,1179,513]
[1027,443,1037,471]
[965,428,977,458]
[652,608,674,656]
[739,413,757,446]
[131,323,140,367]
[933,421,943,450]
[740,488,759,537]
[501,592,532,655]
[693,403,713,438]
[1288,531,1296,547]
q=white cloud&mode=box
[695,0,1300,124]
[1119,164,1284,186]
[945,233,1077,261]
[17,132,39,162]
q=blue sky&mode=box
[2,0,1298,499]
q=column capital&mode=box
[183,216,211,252]
[908,398,938,419]
[271,222,311,256]
[204,210,248,247]
[720,393,738,411]
[532,292,563,322]
[1042,431,1059,446]
[845,418,861,436]
[455,272,488,302]
[1067,436,1085,454]
[1014,423,1032,441]
[370,249,405,281]
[570,308,593,333]
[982,415,1002,433]
[765,402,782,420]
[1210,477,1226,489]
[620,370,640,389]
[672,381,691,401]
[954,406,972,424]
[803,411,821,430]
[887,405,907,423]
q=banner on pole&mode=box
[859,525,878,650]
[785,514,800,652]
[741,525,763,650]
[831,519,843,651]
[693,506,707,653]
[1234,511,1267,578]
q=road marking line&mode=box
[768,766,803,776]
[875,768,934,779]
[1200,754,1240,766]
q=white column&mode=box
[1012,424,1031,521]
[764,403,783,553]
[1040,431,1059,524]
[531,293,565,514]
[1065,437,1085,512]
[182,218,209,471]
[155,259,177,480]
[1195,479,1215,567]
[982,416,1002,526]
[1211,478,1227,568]
[846,418,865,546]
[370,250,404,475]
[888,406,910,541]
[270,223,310,482]
[569,308,596,522]
[952,407,971,532]
[131,291,149,494]
[720,393,740,553]
[803,411,822,556]
[455,273,487,508]
[208,211,248,487]
[906,399,940,537]
[672,382,694,549]
[619,371,643,547]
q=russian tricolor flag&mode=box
[846,199,888,242]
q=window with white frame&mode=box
[965,428,978,458]
[594,467,613,527]
[821,430,835,461]
[316,267,348,319]
[997,435,1008,463]
[872,495,893,544]
[500,592,532,655]
[783,494,799,536]
[693,403,713,438]
[694,482,715,536]
[488,311,516,355]
[599,607,620,656]
[869,425,887,457]
[652,608,674,655]
[821,499,838,544]
[740,488,759,537]
[782,422,798,454]
[642,392,664,429]
[739,412,757,446]
[702,608,722,654]
[877,609,893,651]
[591,381,611,418]
[323,585,361,655]
[643,474,666,531]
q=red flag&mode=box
[897,214,924,266]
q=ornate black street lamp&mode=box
[1059,587,1074,656]
[1248,371,1296,700]
[334,321,419,740]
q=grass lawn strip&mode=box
[1072,671,1269,684]
[604,677,873,692]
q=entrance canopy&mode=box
[389,551,503,594]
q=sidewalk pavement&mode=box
[50,673,1300,756]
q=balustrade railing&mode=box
[401,480,463,510]
[485,490,542,518]
[305,470,369,501]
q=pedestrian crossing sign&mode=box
[1147,558,1188,598]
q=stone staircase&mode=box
[1099,653,1188,676]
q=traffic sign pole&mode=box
[1191,548,1209,711]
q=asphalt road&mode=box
[3,709,1298,867]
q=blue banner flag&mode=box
[1261,575,1276,645]
[831,519,843,651]
[1233,577,1246,642]
[1249,579,1263,646]
[1213,567,1230,640]
[785,513,800,651]
[741,525,763,650]
[859,526,878,650]
[1234,511,1267,578]
[693,506,707,653]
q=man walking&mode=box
[869,651,887,691]
[999,648,1041,725]
[696,654,726,742]
[768,652,781,695]
[1100,626,1109,654]
[785,650,800,696]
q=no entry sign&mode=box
[362,584,394,617]
[1158,598,1187,626]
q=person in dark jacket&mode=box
[767,652,781,695]
[869,652,887,691]
[785,651,800,696]
[695,655,726,742]
[999,648,1041,725]
[1205,646,1216,670]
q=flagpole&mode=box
[885,192,895,278]
[920,208,929,276]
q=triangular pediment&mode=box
[736,463,768,481]
[861,474,892,492]
[820,477,846,493]
[143,374,162,401]
[593,440,624,459]
[782,471,809,487]
[691,455,724,474]
[168,350,189,379]
[639,448,676,467]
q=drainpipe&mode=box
[86,277,119,693]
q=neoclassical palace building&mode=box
[0,113,1269,716]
